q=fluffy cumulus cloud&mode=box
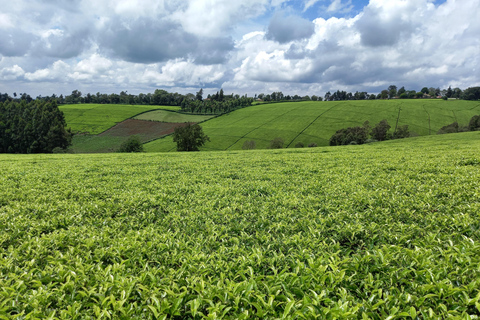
[0,0,479,96]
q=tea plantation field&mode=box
[60,104,180,134]
[144,99,480,152]
[1,132,480,319]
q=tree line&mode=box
[324,86,480,101]
[0,100,72,153]
[1,86,478,108]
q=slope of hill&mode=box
[1,132,479,318]
[144,99,480,152]
[60,104,180,134]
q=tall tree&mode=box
[388,85,397,98]
[172,124,210,151]
[196,89,203,101]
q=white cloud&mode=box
[0,0,479,96]
[0,65,25,80]
[172,0,269,37]
[24,60,71,81]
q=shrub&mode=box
[294,142,305,148]
[371,120,391,141]
[437,122,459,134]
[468,115,480,131]
[242,140,256,150]
[270,137,284,149]
[393,125,410,139]
[118,136,144,152]
[330,126,368,146]
[308,143,318,147]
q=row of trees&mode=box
[1,86,479,108]
[329,119,410,146]
[0,100,72,153]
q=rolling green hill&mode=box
[1,132,479,318]
[60,104,180,134]
[144,99,480,152]
[134,109,214,123]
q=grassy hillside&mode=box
[134,109,214,123]
[60,104,180,134]
[1,132,479,318]
[144,99,480,152]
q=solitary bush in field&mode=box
[242,140,256,150]
[173,124,210,151]
[295,142,304,148]
[308,143,318,147]
[118,136,144,152]
[270,137,284,149]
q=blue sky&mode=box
[0,0,478,97]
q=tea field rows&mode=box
[144,99,480,152]
[60,104,180,134]
[1,132,480,318]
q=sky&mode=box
[0,0,479,98]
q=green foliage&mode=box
[371,119,391,141]
[242,140,256,150]
[308,142,318,147]
[461,87,480,100]
[173,123,210,151]
[468,115,480,131]
[393,125,410,139]
[269,137,284,149]
[294,142,304,148]
[117,135,144,152]
[1,133,480,318]
[437,121,459,134]
[0,100,72,153]
[330,126,369,146]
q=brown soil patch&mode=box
[99,119,196,142]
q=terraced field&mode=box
[1,132,480,318]
[60,104,180,134]
[134,109,214,123]
[144,99,480,152]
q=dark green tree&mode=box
[270,137,284,149]
[468,115,480,131]
[173,124,210,151]
[371,119,391,141]
[117,136,144,152]
[388,85,397,98]
[196,89,203,101]
[329,126,368,146]
[0,100,72,153]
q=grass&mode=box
[1,132,480,318]
[60,104,180,134]
[144,99,480,152]
[134,110,214,123]
[69,135,128,153]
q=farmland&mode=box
[1,132,480,318]
[144,99,480,152]
[134,110,214,123]
[59,104,180,135]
